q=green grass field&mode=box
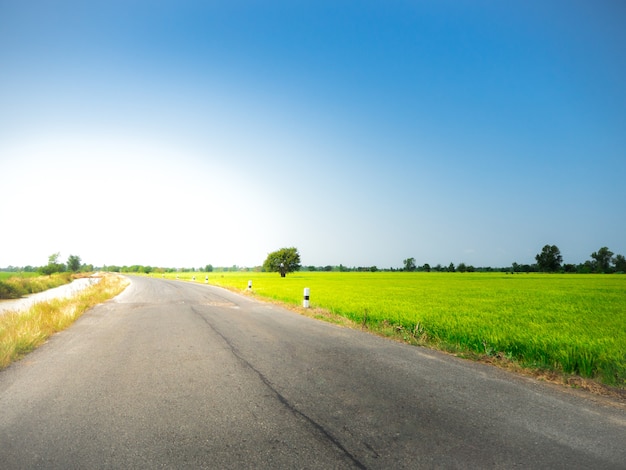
[0,272,39,281]
[0,272,73,299]
[163,271,626,387]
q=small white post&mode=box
[248,280,252,290]
[303,287,310,308]
[205,275,209,284]
[192,275,196,281]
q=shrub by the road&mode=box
[0,281,24,299]
[0,273,74,299]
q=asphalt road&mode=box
[0,276,624,469]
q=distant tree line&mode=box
[1,253,92,275]
[400,245,625,274]
[529,245,625,273]
[5,245,623,277]
[101,264,252,274]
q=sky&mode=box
[1,0,625,270]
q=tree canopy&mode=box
[39,252,66,275]
[263,247,301,277]
[535,245,563,272]
[67,254,81,272]
[590,247,614,273]
[403,257,416,272]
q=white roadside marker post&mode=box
[248,280,252,290]
[205,275,209,284]
[303,287,310,308]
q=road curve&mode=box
[0,276,624,469]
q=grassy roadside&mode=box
[0,272,75,299]
[165,272,625,400]
[247,291,626,401]
[0,273,129,370]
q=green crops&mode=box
[171,271,626,386]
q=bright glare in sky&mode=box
[1,1,625,269]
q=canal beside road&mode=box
[0,277,102,315]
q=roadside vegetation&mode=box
[0,272,75,299]
[1,252,95,300]
[164,271,626,392]
[0,273,129,370]
[4,243,624,391]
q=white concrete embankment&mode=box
[0,277,102,315]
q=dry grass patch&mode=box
[0,274,129,369]
[0,272,75,299]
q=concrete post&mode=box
[303,287,310,308]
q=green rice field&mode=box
[0,272,72,299]
[0,272,39,281]
[164,271,625,386]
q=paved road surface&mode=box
[0,276,624,469]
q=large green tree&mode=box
[67,254,81,272]
[535,244,562,272]
[591,247,614,273]
[614,254,626,273]
[263,247,301,277]
[403,257,416,272]
[39,252,66,275]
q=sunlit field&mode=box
[0,272,73,299]
[0,272,39,281]
[163,271,626,386]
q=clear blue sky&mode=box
[1,1,624,269]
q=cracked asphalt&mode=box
[1,276,624,469]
